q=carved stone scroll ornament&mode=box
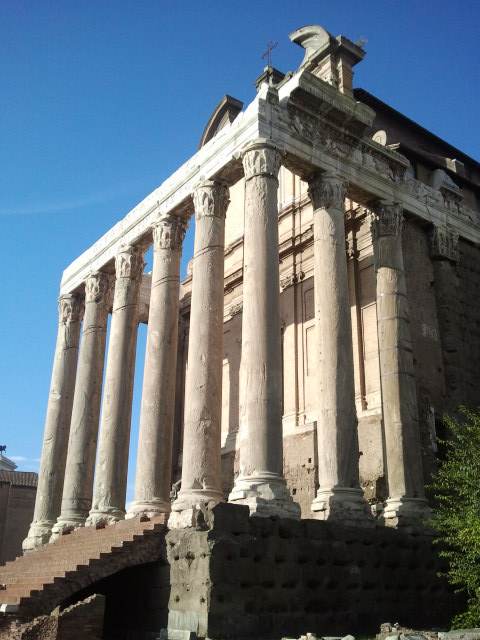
[346,240,358,260]
[192,180,230,220]
[442,192,463,215]
[241,140,282,182]
[289,107,351,157]
[370,202,403,239]
[308,174,346,211]
[58,293,84,325]
[85,272,114,306]
[152,215,187,252]
[430,225,459,263]
[288,105,407,184]
[229,301,243,317]
[115,245,145,280]
[404,178,443,205]
[280,271,305,290]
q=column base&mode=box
[169,489,224,529]
[171,488,223,512]
[126,499,171,520]
[86,507,125,528]
[22,521,55,552]
[50,514,86,541]
[382,496,431,532]
[311,486,374,527]
[228,473,301,519]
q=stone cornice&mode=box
[279,68,375,132]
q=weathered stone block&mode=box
[206,502,250,533]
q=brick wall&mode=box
[0,480,36,565]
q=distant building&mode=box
[0,454,37,565]
[0,454,17,472]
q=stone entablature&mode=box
[59,43,480,297]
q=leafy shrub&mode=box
[429,408,480,629]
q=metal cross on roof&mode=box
[262,40,277,67]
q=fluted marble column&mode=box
[371,201,430,529]
[429,225,461,412]
[307,174,371,525]
[127,215,186,519]
[23,294,84,551]
[51,272,113,538]
[228,139,300,518]
[87,245,144,526]
[170,180,229,521]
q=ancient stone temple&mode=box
[1,24,479,640]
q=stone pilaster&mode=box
[307,174,371,525]
[51,273,113,538]
[23,294,84,551]
[429,225,461,411]
[228,139,300,518]
[371,201,430,529]
[127,216,186,519]
[170,181,229,525]
[87,245,145,527]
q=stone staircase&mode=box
[0,516,167,620]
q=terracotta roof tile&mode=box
[0,471,38,487]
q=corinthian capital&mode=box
[192,180,230,221]
[153,215,187,252]
[370,201,403,239]
[308,174,346,211]
[58,293,84,325]
[430,225,459,263]
[115,245,145,280]
[242,139,283,181]
[85,272,114,306]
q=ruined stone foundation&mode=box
[112,504,459,639]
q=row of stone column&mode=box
[23,244,147,550]
[24,137,432,552]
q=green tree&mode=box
[429,408,480,628]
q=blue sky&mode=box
[1,1,478,508]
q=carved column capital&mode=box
[58,293,84,325]
[85,272,114,306]
[241,139,283,181]
[430,225,459,263]
[370,201,403,239]
[152,215,187,252]
[115,245,145,280]
[307,174,346,211]
[192,180,230,221]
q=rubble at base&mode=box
[281,626,480,640]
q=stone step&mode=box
[0,518,166,614]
